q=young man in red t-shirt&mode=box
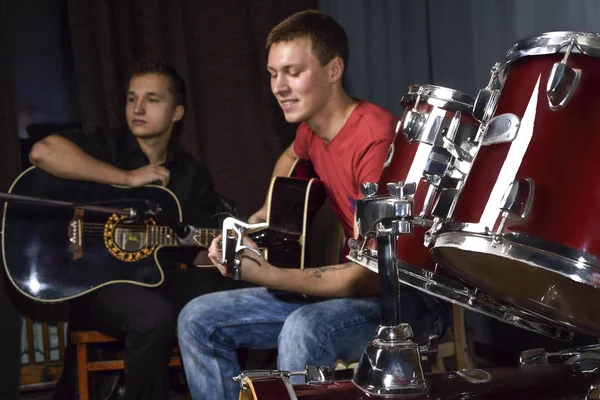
[178,11,448,400]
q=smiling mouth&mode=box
[280,100,298,109]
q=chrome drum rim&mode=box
[401,84,475,114]
[432,229,600,337]
[347,248,572,341]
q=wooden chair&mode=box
[71,330,184,400]
[20,317,67,392]
[434,304,472,372]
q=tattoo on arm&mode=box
[308,263,353,279]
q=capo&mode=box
[221,217,268,280]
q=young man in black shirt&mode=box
[29,61,243,400]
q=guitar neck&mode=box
[147,225,220,248]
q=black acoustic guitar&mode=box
[2,163,326,302]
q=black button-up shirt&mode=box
[58,128,218,229]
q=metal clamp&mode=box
[221,217,268,280]
[233,366,334,390]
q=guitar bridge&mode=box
[69,209,83,260]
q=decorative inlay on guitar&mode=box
[2,164,326,302]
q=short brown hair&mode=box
[266,10,349,70]
[130,60,186,107]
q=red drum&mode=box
[349,84,569,340]
[380,84,479,269]
[240,363,600,399]
[431,31,600,336]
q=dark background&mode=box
[2,0,600,397]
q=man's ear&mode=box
[328,57,345,84]
[173,105,185,122]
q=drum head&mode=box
[432,230,600,337]
[347,247,572,341]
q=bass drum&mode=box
[240,363,600,399]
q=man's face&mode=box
[267,37,332,124]
[126,73,183,138]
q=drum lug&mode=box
[519,348,549,366]
[491,178,535,246]
[547,38,581,111]
[424,188,460,246]
[441,111,476,164]
[402,110,429,142]
[473,88,500,123]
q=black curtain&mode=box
[0,0,23,397]
[66,0,318,218]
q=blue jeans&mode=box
[178,286,448,400]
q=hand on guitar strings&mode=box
[208,234,265,280]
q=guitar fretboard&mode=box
[191,228,220,248]
[147,226,220,247]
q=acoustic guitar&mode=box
[2,161,326,302]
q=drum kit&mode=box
[236,31,600,399]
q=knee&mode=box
[278,310,322,351]
[177,297,213,344]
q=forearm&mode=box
[271,145,298,179]
[29,135,129,185]
[246,261,379,298]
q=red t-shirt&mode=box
[293,100,397,240]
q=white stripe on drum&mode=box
[479,75,541,228]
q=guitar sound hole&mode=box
[113,223,147,252]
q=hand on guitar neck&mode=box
[248,205,268,224]
[208,234,267,281]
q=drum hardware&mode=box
[456,369,491,384]
[440,111,476,164]
[402,109,428,142]
[481,113,521,146]
[355,182,416,238]
[232,365,335,389]
[547,38,581,110]
[348,236,573,340]
[490,178,534,247]
[424,188,460,246]
[353,182,439,395]
[520,345,600,367]
[233,366,335,390]
[353,323,439,395]
[473,62,501,123]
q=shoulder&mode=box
[351,100,398,140]
[172,144,213,176]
